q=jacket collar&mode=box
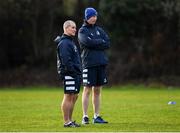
[61,34,73,40]
[54,34,73,45]
[82,21,96,28]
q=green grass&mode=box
[0,85,180,132]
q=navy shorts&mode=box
[82,66,108,86]
[63,75,81,94]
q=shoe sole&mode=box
[82,121,89,124]
[93,121,108,124]
[64,125,80,127]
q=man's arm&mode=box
[78,28,109,50]
[58,43,76,74]
[97,27,110,49]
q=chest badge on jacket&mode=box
[73,45,78,52]
[96,30,100,35]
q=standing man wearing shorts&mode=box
[78,7,110,124]
[54,20,82,127]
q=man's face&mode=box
[87,16,97,25]
[66,23,76,36]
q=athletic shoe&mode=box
[72,121,81,127]
[92,116,108,124]
[64,121,80,127]
[82,116,89,124]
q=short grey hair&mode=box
[63,20,76,31]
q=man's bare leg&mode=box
[61,94,73,124]
[92,86,101,117]
[82,86,92,116]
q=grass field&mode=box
[0,84,180,132]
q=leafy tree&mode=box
[99,0,180,82]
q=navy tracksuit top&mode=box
[78,22,110,69]
[54,34,82,78]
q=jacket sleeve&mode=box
[78,28,109,50]
[98,27,110,49]
[58,42,76,75]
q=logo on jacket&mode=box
[96,30,100,35]
[73,45,78,52]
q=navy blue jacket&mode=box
[78,22,110,69]
[54,34,82,79]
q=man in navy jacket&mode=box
[78,7,110,124]
[54,20,82,127]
